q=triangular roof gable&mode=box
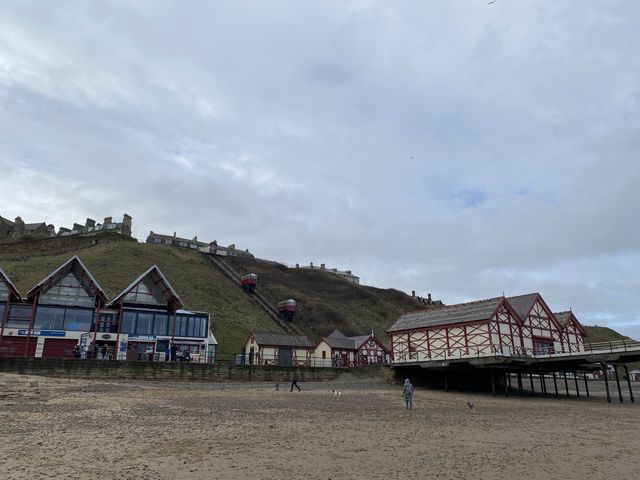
[327,329,347,338]
[351,334,389,353]
[26,256,107,305]
[107,265,183,310]
[554,311,587,336]
[0,267,22,302]
[488,296,526,326]
[506,293,562,330]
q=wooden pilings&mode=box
[613,365,624,403]
[623,365,634,403]
[602,363,612,403]
[552,372,559,397]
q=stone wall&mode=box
[0,357,394,383]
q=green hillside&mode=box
[2,235,635,361]
[583,326,632,344]
[0,236,427,357]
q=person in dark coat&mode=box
[290,370,301,392]
[170,343,178,362]
[402,378,414,410]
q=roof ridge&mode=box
[507,292,539,299]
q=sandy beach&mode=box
[1,373,638,480]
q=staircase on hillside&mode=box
[202,253,305,336]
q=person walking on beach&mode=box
[402,378,413,410]
[290,370,301,392]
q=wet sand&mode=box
[1,373,638,480]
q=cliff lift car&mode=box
[241,273,258,293]
[277,299,296,321]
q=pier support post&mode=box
[539,374,547,397]
[563,372,570,397]
[613,365,623,403]
[517,373,523,396]
[602,363,611,403]
[552,372,559,398]
[490,370,496,397]
[504,371,509,397]
[444,372,449,392]
[623,365,634,403]
[573,371,580,398]
[583,373,590,398]
[529,373,535,394]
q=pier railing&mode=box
[394,339,640,363]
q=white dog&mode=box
[467,401,477,413]
[332,389,343,398]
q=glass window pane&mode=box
[34,306,66,330]
[121,311,136,334]
[187,317,195,337]
[63,308,93,331]
[176,315,187,337]
[39,272,94,308]
[6,305,33,328]
[153,314,168,336]
[135,313,153,335]
[0,282,9,302]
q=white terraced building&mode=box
[387,293,587,363]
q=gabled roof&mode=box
[327,329,348,338]
[25,256,107,304]
[350,335,372,349]
[507,293,563,330]
[323,336,356,349]
[387,297,504,333]
[554,311,588,336]
[0,267,22,301]
[106,265,183,310]
[506,293,539,321]
[250,332,314,348]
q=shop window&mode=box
[6,305,32,328]
[34,306,65,330]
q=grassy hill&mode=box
[0,235,427,357]
[1,235,635,362]
[583,326,632,344]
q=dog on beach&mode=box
[467,401,477,413]
[332,389,343,398]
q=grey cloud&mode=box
[0,0,639,337]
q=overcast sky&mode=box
[1,1,639,338]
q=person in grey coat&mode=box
[402,378,413,410]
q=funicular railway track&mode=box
[202,253,305,336]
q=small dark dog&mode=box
[467,401,477,413]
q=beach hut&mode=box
[313,329,389,367]
[243,332,314,367]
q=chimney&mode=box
[321,263,325,270]
[310,262,313,267]
[295,263,299,268]
[193,236,198,242]
[103,217,112,225]
[173,232,176,238]
[412,290,415,297]
[428,293,432,303]
[85,218,96,228]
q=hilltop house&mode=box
[0,215,53,241]
[147,231,207,250]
